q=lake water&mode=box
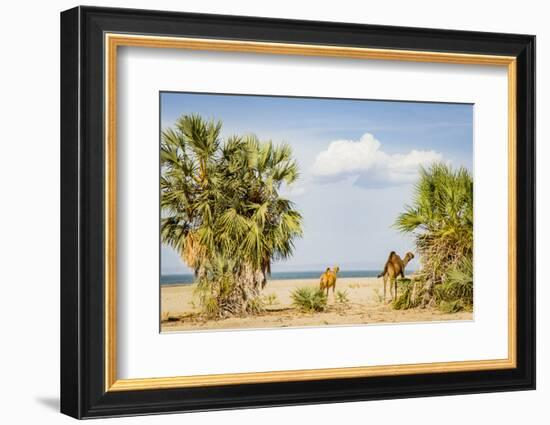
[160,269,383,285]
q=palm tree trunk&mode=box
[216,264,265,317]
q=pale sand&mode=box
[161,277,472,332]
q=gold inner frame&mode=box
[104,33,517,392]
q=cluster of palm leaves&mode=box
[395,163,473,310]
[436,256,474,311]
[161,114,303,317]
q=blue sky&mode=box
[160,92,473,274]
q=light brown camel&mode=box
[377,251,414,302]
[320,266,340,296]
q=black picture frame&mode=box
[61,5,535,419]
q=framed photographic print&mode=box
[60,6,535,419]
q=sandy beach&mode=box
[161,276,472,332]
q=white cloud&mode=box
[280,181,307,198]
[311,133,443,188]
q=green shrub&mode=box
[291,287,327,312]
[193,256,234,318]
[392,278,423,310]
[438,300,466,314]
[247,297,266,314]
[262,293,279,307]
[335,289,350,305]
[435,257,473,312]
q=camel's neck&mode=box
[403,257,411,267]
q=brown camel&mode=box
[320,266,340,296]
[377,251,414,302]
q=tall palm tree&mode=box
[394,163,473,284]
[161,114,303,317]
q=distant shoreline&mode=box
[159,269,419,285]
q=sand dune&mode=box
[161,276,472,332]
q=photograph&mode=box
[159,92,474,332]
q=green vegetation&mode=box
[392,278,421,310]
[435,257,473,312]
[161,114,303,318]
[262,293,280,307]
[291,287,328,313]
[335,289,350,305]
[438,300,466,314]
[395,163,473,312]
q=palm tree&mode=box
[395,163,473,285]
[161,114,303,317]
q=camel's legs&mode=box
[383,275,387,302]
